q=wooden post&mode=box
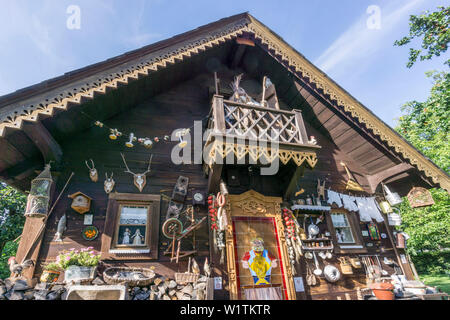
[293,110,308,144]
[208,95,225,193]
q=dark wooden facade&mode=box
[1,13,448,300]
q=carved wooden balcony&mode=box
[204,95,320,168]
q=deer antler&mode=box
[121,153,134,175]
[143,154,154,175]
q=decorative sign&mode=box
[407,187,434,208]
[361,230,369,237]
[83,214,93,225]
[214,277,222,290]
[294,277,305,292]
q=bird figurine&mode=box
[8,257,34,278]
[55,213,67,242]
[203,257,211,278]
[308,136,317,145]
[191,258,200,274]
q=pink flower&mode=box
[87,247,94,250]
[65,256,70,261]
[69,248,75,251]
[89,251,95,255]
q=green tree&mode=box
[394,6,450,68]
[0,183,27,278]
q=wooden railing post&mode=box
[212,95,225,134]
[293,109,308,144]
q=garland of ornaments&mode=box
[282,207,304,275]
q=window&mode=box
[101,193,160,260]
[331,213,355,244]
[115,204,149,247]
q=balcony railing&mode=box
[205,95,320,168]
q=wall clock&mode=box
[192,190,206,205]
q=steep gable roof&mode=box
[0,13,448,192]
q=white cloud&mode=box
[314,0,426,77]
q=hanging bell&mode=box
[125,133,137,148]
[383,184,402,206]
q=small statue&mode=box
[131,229,144,245]
[122,228,131,245]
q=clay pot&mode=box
[368,283,395,300]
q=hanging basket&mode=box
[103,267,156,287]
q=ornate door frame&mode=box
[225,190,296,300]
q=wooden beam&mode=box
[208,164,223,194]
[231,45,247,69]
[366,163,414,193]
[284,165,305,200]
[22,121,62,163]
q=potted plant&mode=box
[40,262,63,283]
[55,247,101,283]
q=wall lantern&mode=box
[25,164,53,218]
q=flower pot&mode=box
[368,283,395,300]
[64,265,97,284]
[40,270,61,283]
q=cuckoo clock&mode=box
[68,192,92,214]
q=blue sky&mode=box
[0,0,448,127]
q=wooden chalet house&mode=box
[1,13,448,300]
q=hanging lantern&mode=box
[125,133,137,148]
[382,184,402,206]
[25,164,53,218]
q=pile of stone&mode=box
[0,278,66,301]
[0,272,210,301]
[128,275,209,301]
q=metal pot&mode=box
[323,265,341,283]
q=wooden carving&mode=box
[340,162,364,192]
[317,179,326,200]
[121,153,153,192]
[407,187,435,208]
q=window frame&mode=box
[330,212,355,244]
[101,193,160,260]
[326,209,367,254]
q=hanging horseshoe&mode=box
[85,159,98,182]
[104,172,115,194]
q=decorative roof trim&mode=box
[0,13,447,192]
[245,16,449,193]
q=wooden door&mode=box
[224,190,296,300]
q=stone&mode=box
[162,294,171,300]
[92,277,105,285]
[142,287,148,292]
[153,277,163,286]
[0,294,6,300]
[149,291,157,300]
[176,291,185,300]
[50,284,65,292]
[158,284,167,294]
[34,290,49,300]
[35,283,50,290]
[181,284,193,294]
[4,279,14,291]
[180,293,192,300]
[13,279,30,291]
[24,290,35,300]
[65,285,127,300]
[168,289,177,297]
[0,285,6,296]
[168,280,177,289]
[150,285,158,292]
[8,291,24,300]
[194,282,207,290]
[134,291,150,300]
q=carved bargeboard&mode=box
[225,190,296,300]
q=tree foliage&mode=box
[0,183,27,278]
[397,189,450,275]
[396,71,450,174]
[394,6,450,68]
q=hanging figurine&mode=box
[85,159,98,182]
[109,129,122,140]
[317,179,326,201]
[104,172,115,194]
[138,137,153,149]
[54,213,67,242]
[121,153,153,192]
